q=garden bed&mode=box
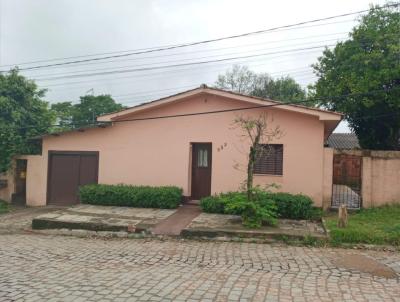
[182,213,327,242]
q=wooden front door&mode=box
[47,151,99,206]
[191,143,212,200]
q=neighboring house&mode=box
[327,133,360,149]
[0,85,343,207]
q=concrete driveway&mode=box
[0,234,399,301]
[0,206,63,234]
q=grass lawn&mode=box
[325,205,400,246]
[0,199,9,214]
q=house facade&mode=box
[1,86,343,207]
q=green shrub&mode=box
[267,192,314,219]
[199,195,227,214]
[200,190,315,220]
[0,199,9,214]
[79,184,182,209]
[201,191,277,228]
[225,196,277,228]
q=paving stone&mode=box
[0,234,399,301]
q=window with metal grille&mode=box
[253,144,283,175]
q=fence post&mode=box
[361,156,372,208]
[322,148,333,211]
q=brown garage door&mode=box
[47,151,99,205]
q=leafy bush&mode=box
[225,196,277,228]
[266,192,314,219]
[199,195,228,214]
[200,191,277,228]
[79,184,182,209]
[200,190,315,220]
[0,199,9,214]
[200,192,246,215]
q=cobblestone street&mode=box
[0,234,399,302]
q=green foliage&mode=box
[72,95,124,127]
[268,192,314,220]
[252,76,307,104]
[200,191,278,228]
[309,207,324,221]
[0,69,53,172]
[51,95,125,130]
[0,199,9,214]
[311,5,400,150]
[325,204,400,246]
[200,191,315,221]
[50,101,75,131]
[79,184,182,209]
[214,65,310,105]
[199,195,228,214]
[225,195,277,228]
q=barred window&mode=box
[253,144,283,175]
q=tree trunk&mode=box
[247,146,256,201]
[247,125,262,201]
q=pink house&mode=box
[3,86,342,208]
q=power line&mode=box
[27,30,399,76]
[2,2,398,72]
[40,49,321,90]
[29,38,341,79]
[30,38,341,80]
[20,31,351,73]
[12,86,400,131]
[33,29,398,84]
[1,23,350,70]
[35,44,334,82]
[44,66,315,104]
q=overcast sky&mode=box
[0,0,388,132]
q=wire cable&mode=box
[2,2,398,72]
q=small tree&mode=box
[234,114,282,200]
[228,114,282,228]
[235,114,282,201]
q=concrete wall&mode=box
[25,155,47,207]
[24,94,332,207]
[334,149,400,207]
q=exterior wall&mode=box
[26,94,328,206]
[25,155,47,207]
[334,149,400,207]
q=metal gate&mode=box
[332,154,362,209]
